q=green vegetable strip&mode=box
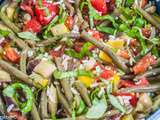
[3,83,33,113]
[53,69,94,79]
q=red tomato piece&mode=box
[90,0,108,14]
[117,50,130,59]
[23,18,42,33]
[35,0,59,25]
[100,69,114,80]
[87,29,102,40]
[7,111,27,120]
[65,16,74,30]
[119,80,135,88]
[142,28,151,38]
[135,77,149,86]
[115,93,137,106]
[133,54,156,74]
[140,0,148,8]
[3,47,20,63]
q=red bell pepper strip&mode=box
[35,0,59,25]
[20,3,34,17]
[3,47,20,63]
[23,18,42,33]
[90,0,108,15]
[133,54,156,74]
[115,93,137,106]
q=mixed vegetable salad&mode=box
[0,0,160,120]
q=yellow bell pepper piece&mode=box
[107,39,125,50]
[121,114,134,120]
[99,39,124,63]
[78,76,94,87]
[111,74,120,92]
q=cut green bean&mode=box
[0,12,20,33]
[135,6,160,30]
[31,102,41,120]
[0,60,33,86]
[55,57,73,104]
[47,84,58,116]
[8,34,30,50]
[40,90,49,119]
[134,68,160,81]
[20,49,28,74]
[56,85,72,116]
[74,81,91,107]
[118,84,160,93]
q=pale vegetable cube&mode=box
[51,24,69,36]
[34,60,56,78]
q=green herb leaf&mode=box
[17,32,40,41]
[86,96,107,119]
[76,100,86,115]
[97,26,115,35]
[65,42,92,59]
[0,29,10,37]
[53,69,94,79]
[108,94,126,113]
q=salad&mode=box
[0,0,160,120]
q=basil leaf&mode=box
[108,94,126,113]
[65,42,92,59]
[18,32,40,41]
[53,69,94,79]
[86,96,107,119]
[0,29,10,37]
[97,26,115,35]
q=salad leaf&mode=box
[97,26,116,35]
[17,32,40,41]
[108,94,126,113]
[76,100,86,115]
[86,96,107,119]
[116,0,122,8]
[65,42,92,59]
[0,29,10,37]
[125,0,134,7]
[53,69,94,79]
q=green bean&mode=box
[56,85,72,116]
[134,68,160,81]
[20,49,28,74]
[152,95,160,111]
[0,11,20,33]
[40,90,49,119]
[8,34,30,50]
[81,31,129,73]
[147,75,160,82]
[73,81,91,107]
[135,6,160,30]
[64,0,74,16]
[37,33,80,47]
[55,57,73,104]
[0,60,33,86]
[0,95,5,114]
[58,116,88,120]
[31,102,41,120]
[47,84,58,116]
[118,84,160,93]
